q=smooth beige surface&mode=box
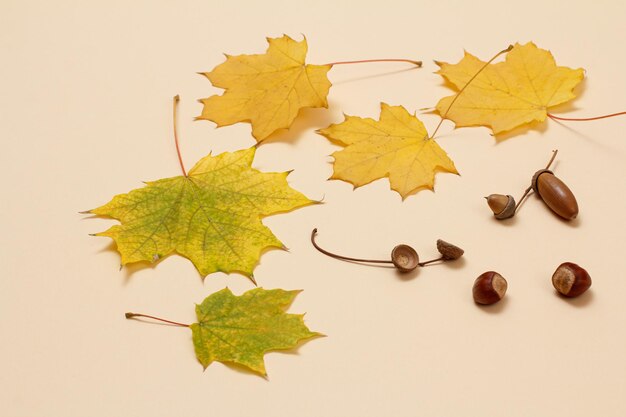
[1,1,625,416]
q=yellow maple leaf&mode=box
[86,148,314,280]
[318,103,458,199]
[198,35,332,141]
[435,42,584,135]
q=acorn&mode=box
[485,194,516,219]
[532,169,579,220]
[473,271,507,305]
[311,229,464,272]
[552,262,591,297]
[485,150,579,221]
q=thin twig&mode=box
[310,228,392,264]
[418,257,444,267]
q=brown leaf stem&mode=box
[325,58,422,67]
[547,111,626,121]
[125,312,190,327]
[173,95,187,177]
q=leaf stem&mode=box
[325,58,422,67]
[430,45,514,139]
[173,95,187,177]
[311,228,393,264]
[547,111,626,121]
[125,312,190,327]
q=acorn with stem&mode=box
[310,228,464,272]
[486,149,579,221]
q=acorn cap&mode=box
[486,194,516,219]
[390,244,419,272]
[531,169,553,195]
[436,239,464,260]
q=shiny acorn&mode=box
[552,262,591,297]
[311,228,464,272]
[485,194,516,219]
[473,271,508,305]
[485,150,578,221]
[532,169,578,220]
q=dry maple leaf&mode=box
[191,287,320,375]
[86,147,314,281]
[318,103,458,199]
[198,35,332,141]
[126,287,321,376]
[435,42,584,135]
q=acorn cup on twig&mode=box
[485,150,579,221]
[310,228,464,272]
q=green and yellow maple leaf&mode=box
[87,147,314,280]
[318,103,458,199]
[435,42,584,135]
[198,35,332,141]
[190,287,320,375]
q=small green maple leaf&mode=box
[190,287,321,375]
[87,147,314,281]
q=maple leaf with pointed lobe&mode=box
[435,42,584,135]
[86,148,314,281]
[318,103,458,199]
[198,35,332,141]
[191,287,320,375]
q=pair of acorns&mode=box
[485,150,579,221]
[473,263,592,305]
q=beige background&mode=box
[2,1,625,416]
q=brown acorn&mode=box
[486,194,516,219]
[485,150,579,221]
[552,262,591,297]
[532,169,579,220]
[473,271,507,305]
